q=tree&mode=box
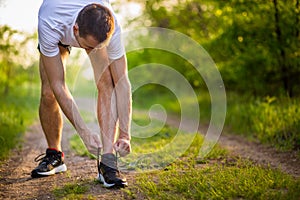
[272,0,300,96]
[0,25,37,95]
[132,0,300,97]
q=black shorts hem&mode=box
[37,42,72,54]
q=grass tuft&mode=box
[53,182,90,200]
[0,86,39,161]
[69,134,97,159]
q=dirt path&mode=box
[0,98,133,200]
[0,100,299,199]
[0,121,136,200]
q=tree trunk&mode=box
[273,0,291,96]
[296,0,300,38]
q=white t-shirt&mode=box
[38,0,124,59]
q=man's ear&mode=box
[73,23,79,34]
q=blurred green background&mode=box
[0,0,299,160]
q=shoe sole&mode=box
[97,173,128,188]
[36,164,67,176]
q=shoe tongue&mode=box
[46,148,59,155]
[101,153,117,169]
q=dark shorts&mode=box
[37,42,72,54]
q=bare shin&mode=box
[39,92,63,151]
[97,67,118,154]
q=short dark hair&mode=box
[76,3,115,44]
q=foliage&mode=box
[131,0,300,97]
[132,86,300,152]
[212,0,300,97]
[227,95,300,151]
[133,88,300,151]
[123,0,300,152]
[0,25,38,95]
[127,49,206,90]
[0,106,24,160]
[0,25,39,161]
[0,86,39,160]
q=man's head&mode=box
[74,3,115,52]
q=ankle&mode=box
[47,147,60,152]
[101,153,117,169]
[47,148,64,158]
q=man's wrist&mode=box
[118,131,131,141]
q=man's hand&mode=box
[80,131,102,156]
[114,138,131,157]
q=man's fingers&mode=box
[88,133,101,148]
[114,139,131,157]
[84,133,102,156]
[125,145,131,152]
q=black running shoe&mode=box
[31,148,67,178]
[97,153,127,188]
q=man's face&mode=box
[74,24,99,53]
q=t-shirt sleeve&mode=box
[38,20,61,57]
[106,21,125,60]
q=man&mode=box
[31,0,132,189]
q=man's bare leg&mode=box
[96,66,117,154]
[39,46,69,151]
[31,46,69,178]
[93,64,128,188]
[89,48,130,187]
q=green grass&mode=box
[226,94,300,151]
[68,104,300,200]
[0,85,39,161]
[126,159,300,200]
[133,88,300,152]
[53,182,93,200]
[69,134,97,159]
[120,113,300,200]
[70,110,227,170]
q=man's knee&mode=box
[40,87,57,105]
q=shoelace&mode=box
[97,148,100,174]
[34,153,47,162]
[34,152,59,164]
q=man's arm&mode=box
[109,55,132,155]
[40,53,101,153]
